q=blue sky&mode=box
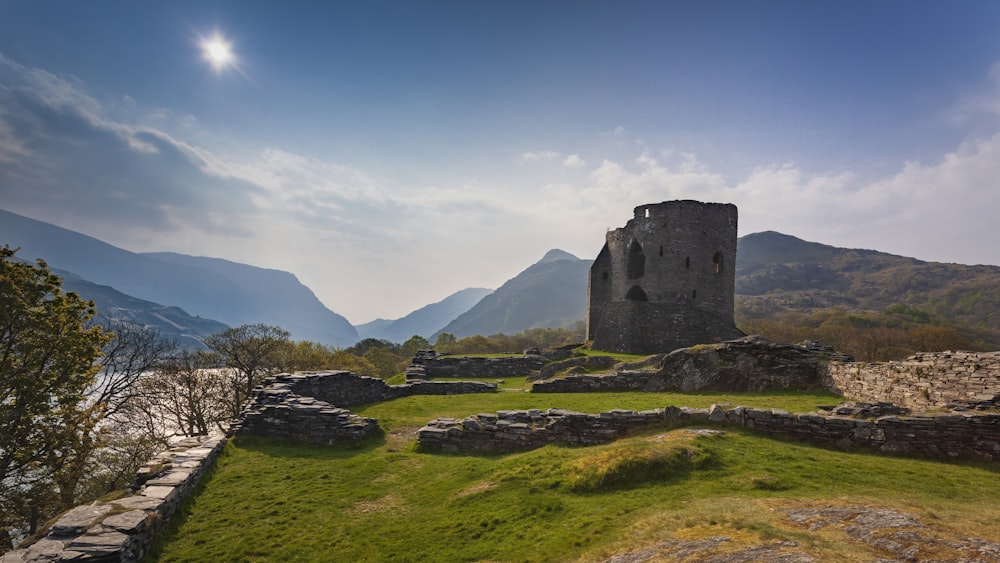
[2,1,1000,324]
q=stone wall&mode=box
[4,435,225,563]
[532,337,848,393]
[419,405,1000,461]
[824,351,1000,410]
[235,371,497,445]
[405,351,546,381]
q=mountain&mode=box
[0,209,358,346]
[144,252,359,346]
[356,287,494,343]
[434,249,591,339]
[735,231,1000,344]
[55,268,229,349]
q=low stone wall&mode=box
[532,370,655,393]
[237,382,380,445]
[825,351,1000,410]
[4,435,226,562]
[527,355,621,381]
[282,370,496,406]
[406,351,547,381]
[532,338,849,393]
[419,405,1000,461]
[235,371,496,445]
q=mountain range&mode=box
[0,209,357,346]
[5,208,1000,350]
[433,249,591,339]
[356,287,494,342]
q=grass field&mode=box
[148,382,1000,562]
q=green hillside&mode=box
[736,231,1000,350]
[151,383,1000,562]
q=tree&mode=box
[90,317,177,422]
[434,333,457,354]
[204,324,291,418]
[134,350,228,437]
[0,247,110,547]
[401,335,431,358]
[279,340,338,372]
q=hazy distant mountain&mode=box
[356,287,493,343]
[0,209,358,346]
[434,249,591,339]
[145,252,358,345]
[56,268,229,349]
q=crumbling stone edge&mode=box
[3,434,226,563]
[418,404,1000,461]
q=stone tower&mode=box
[587,199,745,354]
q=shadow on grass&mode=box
[232,430,388,459]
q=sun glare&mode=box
[202,35,234,70]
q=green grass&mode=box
[149,390,1000,562]
[578,348,649,362]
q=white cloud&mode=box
[5,53,1000,323]
[519,150,560,162]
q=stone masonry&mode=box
[419,405,1000,461]
[532,337,850,393]
[3,435,225,563]
[235,371,497,445]
[824,351,1000,410]
[587,200,745,354]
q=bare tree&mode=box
[204,324,291,418]
[137,351,229,436]
[90,317,178,421]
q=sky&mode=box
[2,1,1000,325]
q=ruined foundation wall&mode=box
[419,406,1000,461]
[824,351,1000,410]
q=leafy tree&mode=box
[328,350,379,378]
[204,324,291,418]
[0,246,110,546]
[434,333,457,354]
[362,347,407,380]
[280,340,338,372]
[908,326,975,352]
[346,338,399,356]
[401,335,431,358]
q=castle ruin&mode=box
[587,200,745,354]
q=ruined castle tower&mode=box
[587,200,745,354]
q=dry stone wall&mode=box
[235,371,497,445]
[824,351,1000,410]
[419,405,1000,461]
[3,435,225,563]
[405,351,547,381]
[532,337,848,393]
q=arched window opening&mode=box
[601,271,609,281]
[659,245,663,257]
[713,251,722,274]
[692,289,697,299]
[627,239,645,279]
[685,256,690,269]
[625,285,648,301]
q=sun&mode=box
[202,35,234,70]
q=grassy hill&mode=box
[151,381,1000,562]
[736,231,1000,349]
